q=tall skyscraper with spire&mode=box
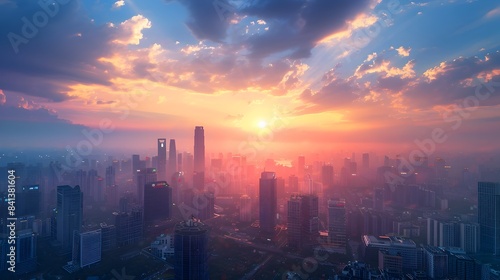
[158,139,167,181]
[193,126,205,190]
[168,139,177,178]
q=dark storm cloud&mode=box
[0,0,115,102]
[241,0,372,58]
[174,0,231,42]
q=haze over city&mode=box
[1,0,500,279]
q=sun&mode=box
[258,120,268,128]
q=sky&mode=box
[0,0,499,157]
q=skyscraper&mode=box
[174,218,209,280]
[198,192,214,221]
[478,181,500,255]
[194,126,205,173]
[72,229,102,268]
[287,195,319,250]
[57,185,83,254]
[158,139,167,181]
[136,168,158,206]
[144,181,172,224]
[240,195,252,222]
[132,154,140,182]
[321,165,334,189]
[194,127,205,190]
[328,199,347,253]
[168,139,177,178]
[259,172,277,234]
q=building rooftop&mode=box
[363,235,416,248]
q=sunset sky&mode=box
[0,0,499,157]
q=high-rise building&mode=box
[424,246,448,279]
[194,126,205,173]
[298,156,305,178]
[144,181,172,224]
[57,185,83,254]
[177,153,183,172]
[105,165,116,187]
[17,185,41,217]
[287,195,319,250]
[460,223,479,254]
[158,139,167,180]
[15,229,37,275]
[321,165,334,190]
[174,218,209,280]
[136,168,158,206]
[288,175,299,193]
[361,235,418,271]
[328,199,347,253]
[72,229,102,268]
[198,192,214,221]
[132,154,140,181]
[478,182,500,255]
[240,195,252,222]
[100,223,117,252]
[362,153,370,169]
[259,172,277,234]
[168,139,177,178]
[114,209,143,246]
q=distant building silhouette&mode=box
[156,139,166,181]
[144,181,172,224]
[136,168,157,206]
[194,126,205,191]
[168,139,177,178]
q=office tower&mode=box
[193,171,204,191]
[240,195,252,222]
[287,195,319,250]
[132,154,140,180]
[167,139,177,177]
[439,222,460,248]
[373,188,384,211]
[199,192,214,220]
[460,223,479,253]
[378,250,402,274]
[171,172,186,205]
[297,156,305,178]
[174,218,209,280]
[157,139,167,180]
[362,153,369,169]
[177,153,183,172]
[114,209,143,246]
[194,126,205,173]
[100,223,117,252]
[277,177,285,200]
[15,229,37,274]
[72,229,102,268]
[478,182,500,255]
[105,165,115,187]
[424,246,448,279]
[321,165,334,189]
[259,172,277,234]
[136,168,158,206]
[328,199,347,253]
[17,185,41,217]
[57,185,83,254]
[144,181,172,224]
[361,235,418,271]
[288,175,299,193]
[86,169,98,202]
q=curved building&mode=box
[174,218,209,280]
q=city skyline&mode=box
[0,0,499,155]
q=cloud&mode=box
[0,90,5,105]
[393,46,411,57]
[113,15,152,45]
[174,0,233,42]
[113,0,125,9]
[485,7,500,18]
